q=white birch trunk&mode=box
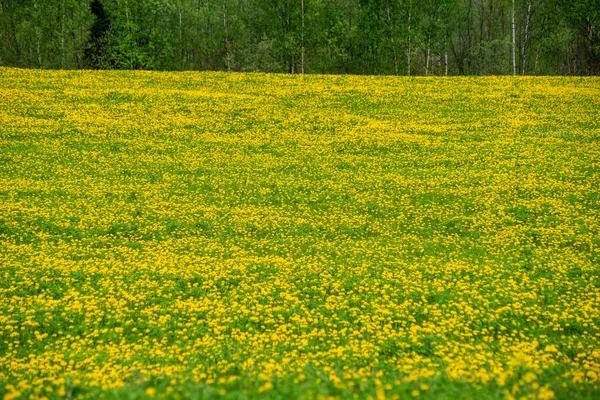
[444,36,448,76]
[520,0,532,75]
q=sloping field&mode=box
[0,68,599,399]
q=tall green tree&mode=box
[86,0,110,68]
[0,0,598,75]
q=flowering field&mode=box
[0,67,599,399]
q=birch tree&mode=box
[512,0,516,74]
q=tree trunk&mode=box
[511,0,516,75]
[60,0,65,68]
[425,34,430,75]
[587,17,595,75]
[520,0,531,75]
[178,2,183,68]
[386,6,399,75]
[223,3,230,72]
[534,43,540,75]
[444,36,448,76]
[406,2,412,76]
[301,0,305,74]
[34,0,42,68]
[125,0,134,68]
[70,6,80,69]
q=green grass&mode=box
[0,68,599,399]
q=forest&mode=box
[0,0,598,75]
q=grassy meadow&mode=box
[0,67,599,399]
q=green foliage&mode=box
[86,0,111,68]
[0,0,598,74]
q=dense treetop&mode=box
[0,0,598,75]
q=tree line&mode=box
[0,0,598,75]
